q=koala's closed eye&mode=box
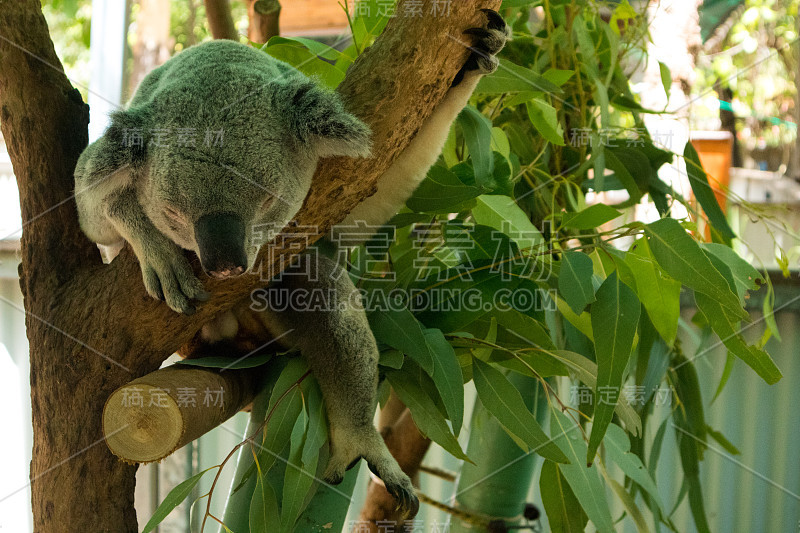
[260,195,275,211]
[164,206,188,226]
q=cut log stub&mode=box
[103,365,258,463]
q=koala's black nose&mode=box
[194,212,248,279]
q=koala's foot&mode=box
[323,426,419,517]
[453,9,512,86]
[140,242,211,314]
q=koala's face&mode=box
[142,142,317,279]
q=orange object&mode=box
[281,0,349,36]
[690,131,733,240]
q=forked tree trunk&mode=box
[0,0,500,530]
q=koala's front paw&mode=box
[323,427,419,517]
[140,243,210,314]
[454,9,512,86]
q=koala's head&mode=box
[99,75,371,279]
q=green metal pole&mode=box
[451,374,548,531]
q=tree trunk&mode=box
[0,0,500,530]
[247,0,281,44]
[204,0,238,40]
[128,0,173,97]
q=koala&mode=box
[75,9,510,519]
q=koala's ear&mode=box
[275,80,372,159]
[75,108,150,185]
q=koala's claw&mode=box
[323,426,418,517]
[365,460,420,517]
[480,8,507,32]
[453,9,512,87]
[141,246,209,314]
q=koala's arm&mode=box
[250,253,418,514]
[75,137,208,315]
[338,9,511,234]
[102,186,209,313]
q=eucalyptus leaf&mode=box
[684,142,736,244]
[472,358,568,462]
[540,460,588,533]
[560,204,623,230]
[386,369,469,461]
[558,251,596,314]
[644,218,745,319]
[142,470,211,533]
[587,272,640,462]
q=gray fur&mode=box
[75,40,370,313]
[75,11,509,517]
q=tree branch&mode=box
[248,0,281,44]
[64,0,501,374]
[204,0,239,40]
[356,409,431,531]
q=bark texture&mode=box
[0,0,500,530]
[204,0,239,40]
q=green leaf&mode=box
[458,106,495,187]
[706,425,741,455]
[142,470,211,533]
[386,369,469,461]
[369,308,434,375]
[626,238,681,345]
[604,424,665,514]
[573,15,599,80]
[475,60,562,95]
[303,383,329,464]
[424,329,465,436]
[249,473,280,533]
[490,127,511,158]
[280,410,315,532]
[644,218,745,319]
[604,149,645,204]
[491,308,556,350]
[543,68,575,87]
[558,251,596,314]
[268,36,341,61]
[587,272,640,462]
[658,61,672,99]
[378,349,404,369]
[406,165,482,213]
[526,99,565,146]
[607,478,649,533]
[471,195,544,250]
[540,460,588,533]
[711,352,735,403]
[684,142,736,244]
[501,0,539,7]
[694,292,782,384]
[472,358,568,462]
[258,361,307,474]
[673,405,711,533]
[263,44,345,88]
[560,204,623,230]
[549,410,615,533]
[542,348,641,435]
[702,243,763,302]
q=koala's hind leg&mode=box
[255,253,419,516]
